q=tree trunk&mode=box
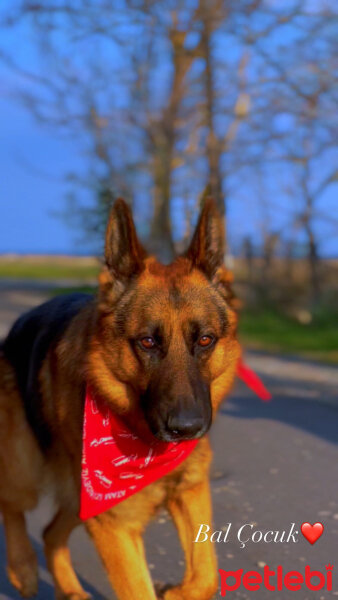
[305,220,320,304]
[301,162,320,304]
[149,135,175,262]
[149,13,203,261]
[201,4,225,216]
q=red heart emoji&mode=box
[301,522,324,545]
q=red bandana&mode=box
[80,360,271,520]
[80,389,199,520]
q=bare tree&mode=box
[0,0,336,303]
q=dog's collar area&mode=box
[80,360,271,520]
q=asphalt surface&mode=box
[0,284,337,600]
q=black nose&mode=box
[166,409,205,440]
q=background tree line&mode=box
[0,0,337,312]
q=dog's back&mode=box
[2,293,93,450]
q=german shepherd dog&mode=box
[0,198,240,600]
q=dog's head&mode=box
[90,198,240,442]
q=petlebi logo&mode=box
[194,521,332,596]
[218,565,333,596]
[219,564,333,598]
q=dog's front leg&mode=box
[85,513,157,600]
[164,478,218,600]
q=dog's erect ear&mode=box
[186,197,225,279]
[105,198,147,279]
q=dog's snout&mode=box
[142,374,212,442]
[166,408,205,440]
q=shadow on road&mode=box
[222,381,338,446]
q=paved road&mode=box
[0,284,337,599]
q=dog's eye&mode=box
[198,335,214,348]
[140,336,156,350]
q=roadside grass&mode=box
[2,254,335,364]
[239,309,338,364]
[0,258,100,280]
[51,286,97,296]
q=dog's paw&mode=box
[7,555,39,598]
[160,582,218,600]
[161,589,183,600]
[155,583,185,600]
[155,581,170,598]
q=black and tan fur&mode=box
[0,198,240,600]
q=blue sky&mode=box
[0,97,84,254]
[0,3,337,257]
